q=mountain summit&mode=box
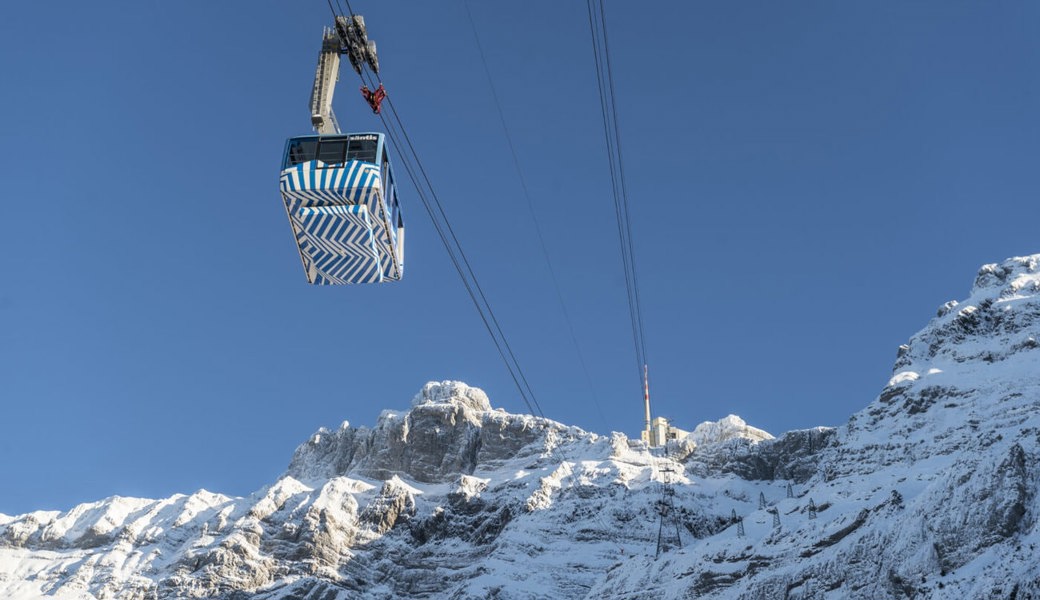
[3,255,1040,599]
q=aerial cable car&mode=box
[279,15,404,285]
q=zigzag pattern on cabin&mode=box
[296,205,383,284]
[280,160,399,284]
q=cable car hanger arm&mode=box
[309,14,381,135]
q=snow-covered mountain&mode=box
[3,255,1040,599]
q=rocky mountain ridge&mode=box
[2,254,1040,599]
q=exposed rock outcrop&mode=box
[286,381,575,484]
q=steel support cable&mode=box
[357,60,624,553]
[464,5,638,548]
[322,0,545,419]
[587,2,641,377]
[586,5,640,378]
[342,53,547,420]
[586,0,648,386]
[331,7,627,556]
[381,91,546,418]
[589,1,644,377]
[597,0,648,369]
[323,2,631,555]
[361,36,621,556]
[355,55,630,548]
[375,86,541,418]
[340,0,356,18]
[323,2,550,422]
[371,91,606,519]
[462,0,609,430]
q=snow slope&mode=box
[2,255,1040,599]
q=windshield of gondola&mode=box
[286,136,379,167]
[345,135,378,163]
[286,139,318,166]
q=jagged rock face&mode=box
[685,426,838,484]
[872,255,1040,432]
[286,381,566,484]
[3,256,1040,600]
[634,255,1040,600]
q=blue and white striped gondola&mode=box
[279,133,404,284]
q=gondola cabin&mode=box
[279,132,404,284]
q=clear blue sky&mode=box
[1,1,1037,515]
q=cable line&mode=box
[384,93,546,417]
[321,0,546,421]
[318,0,665,555]
[585,0,650,407]
[598,0,648,370]
[463,0,609,430]
[586,5,681,556]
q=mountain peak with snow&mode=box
[285,380,586,487]
[3,254,1040,599]
[410,380,492,412]
[688,414,774,446]
[863,254,1040,438]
